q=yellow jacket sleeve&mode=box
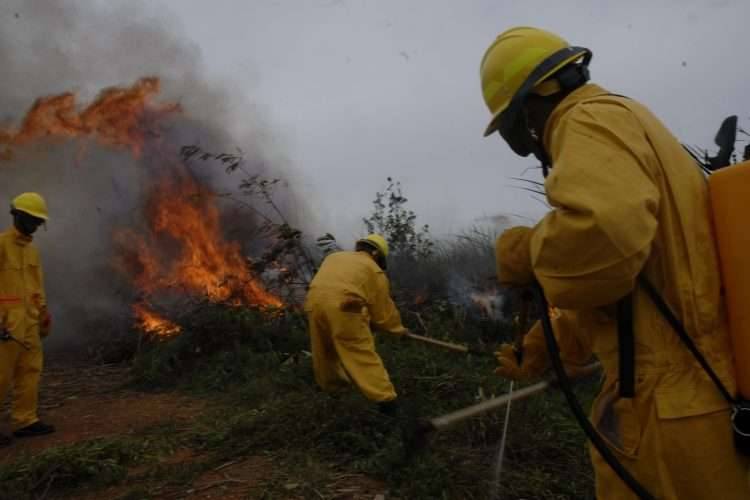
[369,272,407,335]
[0,245,6,331]
[37,260,50,338]
[527,308,594,368]
[36,258,46,308]
[531,104,660,308]
[495,226,534,286]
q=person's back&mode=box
[538,84,735,398]
[306,251,382,306]
[532,84,748,499]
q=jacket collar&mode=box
[542,83,611,153]
[10,226,33,246]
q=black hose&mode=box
[533,284,655,500]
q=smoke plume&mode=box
[0,2,301,354]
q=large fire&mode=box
[0,77,178,160]
[2,77,282,337]
[115,174,283,335]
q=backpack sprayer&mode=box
[711,160,750,399]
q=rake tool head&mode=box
[401,417,437,457]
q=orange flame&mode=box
[0,77,179,159]
[4,78,281,336]
[133,303,181,338]
[115,174,283,314]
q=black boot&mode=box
[377,399,401,418]
[13,421,55,438]
[0,434,11,447]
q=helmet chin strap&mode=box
[501,95,552,179]
[527,130,551,178]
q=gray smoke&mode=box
[0,2,302,354]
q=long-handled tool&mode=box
[490,291,532,498]
[491,379,514,499]
[404,362,601,451]
[404,331,493,357]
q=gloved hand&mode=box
[495,327,549,381]
[497,308,597,381]
[495,226,534,286]
[381,326,409,339]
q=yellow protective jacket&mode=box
[305,251,406,335]
[521,84,749,499]
[0,227,46,346]
[304,251,406,402]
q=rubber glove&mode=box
[495,327,549,380]
[497,307,597,381]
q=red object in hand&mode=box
[39,311,52,339]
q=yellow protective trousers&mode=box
[0,340,42,430]
[306,299,397,402]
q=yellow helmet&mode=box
[357,234,389,258]
[11,192,49,220]
[480,27,591,138]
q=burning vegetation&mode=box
[114,173,283,337]
[1,77,284,339]
[0,77,179,160]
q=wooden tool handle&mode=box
[405,332,469,353]
[429,362,601,431]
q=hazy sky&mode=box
[36,1,750,242]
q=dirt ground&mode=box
[1,362,203,459]
[0,360,387,499]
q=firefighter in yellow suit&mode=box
[480,27,750,499]
[304,234,408,415]
[0,193,54,447]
